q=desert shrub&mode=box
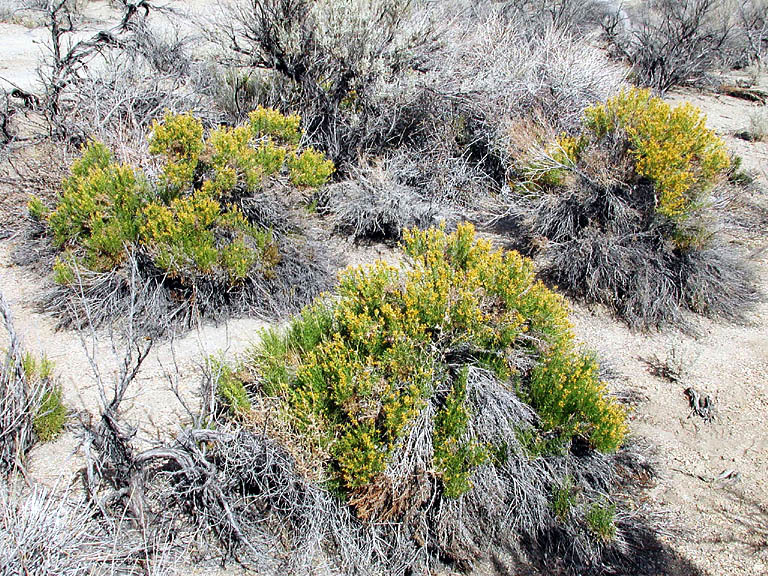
[176,224,638,572]
[509,87,757,329]
[603,0,762,92]
[0,484,173,576]
[217,1,624,240]
[22,353,66,443]
[551,475,577,521]
[318,155,443,239]
[582,88,729,245]
[1,292,65,473]
[33,108,334,329]
[36,0,221,146]
[738,108,768,142]
[34,386,67,442]
[244,222,624,499]
[217,0,441,167]
[499,0,611,31]
[210,358,252,416]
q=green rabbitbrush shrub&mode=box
[34,107,334,327]
[245,223,626,501]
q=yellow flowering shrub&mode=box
[530,88,729,249]
[42,108,333,288]
[247,223,626,502]
[249,105,301,145]
[48,142,146,272]
[529,346,626,452]
[149,112,205,199]
[584,88,729,244]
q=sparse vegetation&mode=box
[739,108,768,141]
[1,1,766,575]
[585,499,617,542]
[1,292,65,473]
[603,0,766,92]
[552,475,576,522]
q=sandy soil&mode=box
[1,4,767,576]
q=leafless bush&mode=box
[603,0,767,92]
[319,155,444,240]
[38,0,219,147]
[0,483,176,576]
[498,0,613,32]
[216,0,443,167]
[241,2,625,237]
[218,0,622,175]
[736,0,768,67]
[57,49,219,155]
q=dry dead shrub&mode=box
[603,0,768,92]
[236,0,626,239]
[35,0,220,149]
[0,483,176,576]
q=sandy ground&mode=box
[1,3,767,576]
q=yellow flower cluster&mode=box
[530,345,626,452]
[584,88,729,246]
[148,112,205,197]
[250,223,624,500]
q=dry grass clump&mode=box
[0,483,176,576]
[0,291,65,474]
[317,155,445,239]
[24,108,334,331]
[507,88,758,329]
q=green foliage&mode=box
[149,112,205,199]
[27,197,48,221]
[249,223,625,503]
[249,106,301,146]
[207,124,286,194]
[34,386,67,442]
[48,142,146,272]
[551,475,576,522]
[433,368,488,498]
[516,428,568,458]
[529,347,626,453]
[287,148,335,188]
[41,108,332,289]
[22,353,66,442]
[585,500,617,541]
[211,358,252,416]
[22,352,53,382]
